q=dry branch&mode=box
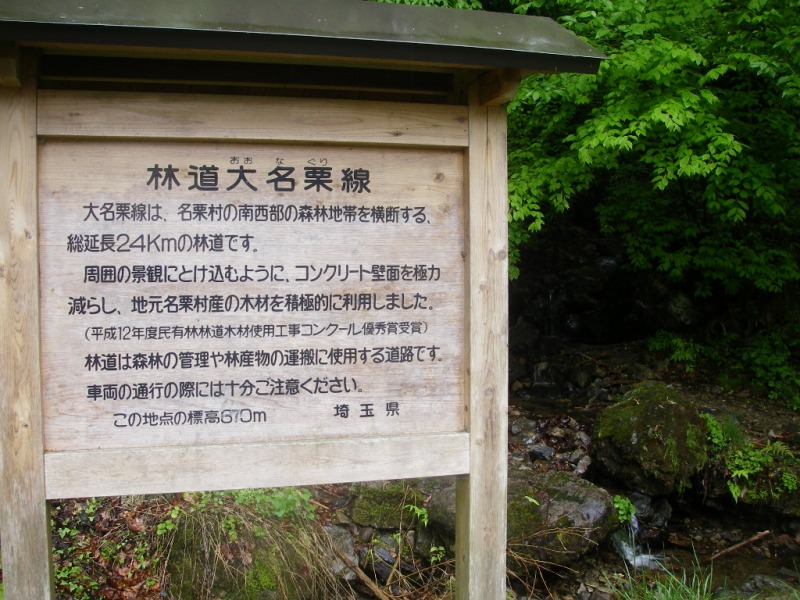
[709,530,770,562]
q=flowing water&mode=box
[512,390,800,597]
[611,517,664,570]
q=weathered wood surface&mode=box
[0,52,54,599]
[44,432,470,498]
[38,90,469,147]
[455,84,509,600]
[39,139,466,452]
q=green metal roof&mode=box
[0,0,604,73]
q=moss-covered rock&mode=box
[507,468,618,567]
[593,382,710,495]
[351,482,424,529]
[167,521,284,600]
[240,548,281,600]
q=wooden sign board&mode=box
[40,140,466,452]
[28,90,481,501]
[3,68,507,600]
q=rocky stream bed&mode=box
[301,339,800,600]
[194,209,800,599]
[517,343,800,597]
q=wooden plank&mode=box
[37,90,469,147]
[455,84,509,600]
[44,432,470,498]
[0,52,55,598]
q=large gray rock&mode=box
[592,382,710,495]
[352,468,618,572]
[322,525,357,582]
[507,466,618,567]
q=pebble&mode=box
[575,455,592,476]
[569,448,586,464]
[530,444,556,461]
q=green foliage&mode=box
[381,0,800,412]
[156,505,182,536]
[53,552,98,600]
[724,440,798,502]
[699,412,726,455]
[507,0,800,298]
[233,487,316,521]
[702,413,800,503]
[404,502,431,527]
[181,487,316,522]
[648,331,702,373]
[429,545,446,563]
[179,487,316,545]
[51,497,168,599]
[648,324,800,409]
[741,328,800,408]
[613,495,636,525]
[606,561,715,600]
[702,325,800,409]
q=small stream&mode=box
[611,516,798,591]
[510,386,800,598]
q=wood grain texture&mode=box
[455,84,509,600]
[38,90,469,147]
[38,140,466,452]
[0,53,55,599]
[44,432,470,498]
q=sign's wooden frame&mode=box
[1,52,508,598]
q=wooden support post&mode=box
[0,52,54,598]
[455,83,510,599]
